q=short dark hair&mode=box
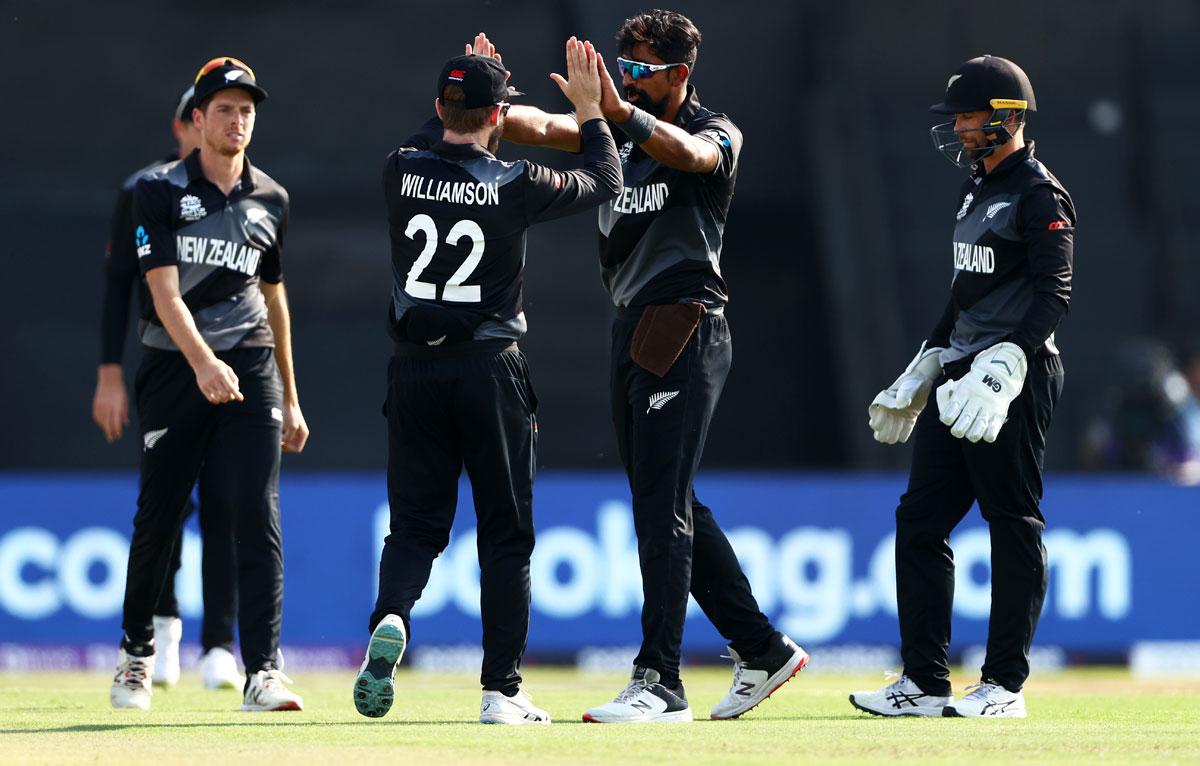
[616,9,702,70]
[439,84,494,133]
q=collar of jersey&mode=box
[183,148,258,194]
[432,140,495,161]
[974,140,1035,183]
[673,84,704,128]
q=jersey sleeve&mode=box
[260,193,288,284]
[1009,185,1075,358]
[100,186,139,364]
[692,113,742,181]
[131,178,178,275]
[927,295,957,350]
[522,118,622,224]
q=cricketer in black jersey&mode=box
[113,57,305,712]
[857,55,1074,719]
[496,13,805,722]
[359,48,620,721]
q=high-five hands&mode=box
[465,32,510,81]
[550,37,603,122]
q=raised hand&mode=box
[549,37,602,121]
[595,51,631,123]
[465,31,510,81]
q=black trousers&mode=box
[153,480,238,653]
[371,345,537,695]
[896,353,1064,695]
[123,347,283,674]
[611,311,777,686]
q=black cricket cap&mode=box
[193,56,268,107]
[437,54,521,108]
[930,54,1036,114]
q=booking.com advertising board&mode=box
[1,473,1197,661]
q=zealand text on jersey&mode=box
[611,182,670,215]
[176,235,263,277]
[953,241,995,274]
[398,174,500,206]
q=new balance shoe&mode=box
[353,614,407,718]
[710,634,809,720]
[241,669,303,711]
[151,616,182,688]
[201,647,244,690]
[111,647,155,709]
[583,667,693,723]
[480,689,552,724]
[944,682,1027,718]
[849,674,952,717]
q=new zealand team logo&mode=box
[619,141,634,162]
[955,192,974,221]
[179,194,207,222]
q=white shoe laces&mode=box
[613,678,649,704]
[962,682,1003,701]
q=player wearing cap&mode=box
[94,84,243,694]
[478,10,807,724]
[352,39,620,725]
[110,56,308,712]
[849,55,1074,719]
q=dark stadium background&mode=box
[1,0,1196,473]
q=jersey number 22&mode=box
[403,213,483,303]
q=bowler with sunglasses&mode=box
[110,56,308,713]
[497,9,807,724]
[351,40,620,725]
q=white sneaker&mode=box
[151,616,182,688]
[944,682,1027,718]
[480,689,552,724]
[583,667,693,724]
[849,674,952,717]
[710,635,809,720]
[111,648,155,709]
[241,669,303,711]
[201,647,244,690]
[353,615,407,718]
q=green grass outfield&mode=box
[2,668,1197,765]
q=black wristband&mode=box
[618,106,657,144]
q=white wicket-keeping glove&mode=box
[936,341,1028,443]
[868,342,946,444]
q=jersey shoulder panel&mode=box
[121,158,174,191]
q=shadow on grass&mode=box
[1,720,476,734]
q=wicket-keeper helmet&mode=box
[929,55,1035,170]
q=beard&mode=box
[625,86,668,118]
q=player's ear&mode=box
[670,63,689,85]
[489,105,501,126]
[434,98,444,120]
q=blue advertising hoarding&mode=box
[0,473,1197,660]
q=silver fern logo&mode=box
[143,427,169,451]
[985,201,1011,219]
[647,391,680,414]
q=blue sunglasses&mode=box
[616,57,685,80]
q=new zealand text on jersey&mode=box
[398,174,500,206]
[176,235,263,276]
[611,182,670,214]
[953,241,995,274]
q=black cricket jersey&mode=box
[382,116,621,346]
[100,153,176,364]
[132,150,289,352]
[929,141,1075,364]
[599,85,742,308]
